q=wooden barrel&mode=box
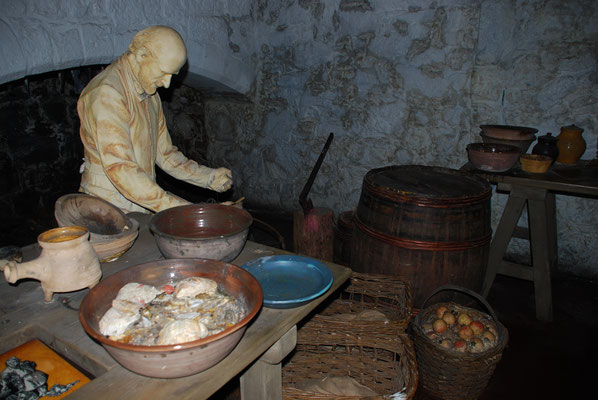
[333,210,354,266]
[351,165,492,307]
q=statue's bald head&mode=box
[127,26,187,95]
[129,26,187,61]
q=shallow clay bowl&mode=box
[55,193,139,262]
[149,204,253,262]
[467,143,520,172]
[479,132,536,153]
[520,154,552,173]
[480,124,538,140]
[79,258,263,378]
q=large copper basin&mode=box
[79,258,263,378]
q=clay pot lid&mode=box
[561,124,584,133]
[537,132,557,142]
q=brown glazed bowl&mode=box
[149,204,253,262]
[480,124,538,140]
[55,193,139,262]
[520,154,552,173]
[79,258,263,378]
[467,143,521,172]
[479,132,536,153]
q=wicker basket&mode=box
[282,316,418,399]
[410,285,508,400]
[314,272,413,334]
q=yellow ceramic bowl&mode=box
[520,154,552,173]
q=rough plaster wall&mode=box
[204,0,598,278]
[0,0,255,93]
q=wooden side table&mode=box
[462,161,598,321]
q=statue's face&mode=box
[137,51,185,95]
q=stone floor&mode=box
[214,209,597,400]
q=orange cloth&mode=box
[77,55,219,213]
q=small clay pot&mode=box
[556,124,586,164]
[532,132,559,163]
[3,226,101,302]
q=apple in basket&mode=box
[469,338,485,353]
[482,330,496,344]
[440,339,452,349]
[442,311,456,326]
[432,319,448,333]
[458,325,474,340]
[453,340,467,352]
[469,320,484,335]
[436,306,449,318]
[486,324,498,336]
[457,313,472,325]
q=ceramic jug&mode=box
[532,132,559,163]
[556,124,586,164]
[1,226,101,302]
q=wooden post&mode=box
[293,207,334,261]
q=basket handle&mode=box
[421,284,500,323]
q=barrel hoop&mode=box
[364,181,491,208]
[353,215,491,251]
[334,228,353,241]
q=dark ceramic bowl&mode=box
[480,125,538,140]
[149,204,253,262]
[79,258,263,378]
[479,132,536,153]
[467,143,521,172]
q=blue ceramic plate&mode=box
[240,255,333,309]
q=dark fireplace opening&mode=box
[0,67,220,248]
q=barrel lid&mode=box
[364,165,491,203]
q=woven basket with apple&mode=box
[409,285,508,400]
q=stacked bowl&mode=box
[479,125,538,153]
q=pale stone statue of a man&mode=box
[77,25,232,213]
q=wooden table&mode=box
[462,160,598,321]
[0,213,352,399]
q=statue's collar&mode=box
[120,55,152,101]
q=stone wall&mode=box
[203,0,598,278]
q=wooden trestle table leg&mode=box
[481,184,527,298]
[481,184,555,321]
[240,325,297,400]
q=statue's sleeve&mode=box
[154,100,216,188]
[90,85,190,212]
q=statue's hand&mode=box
[208,168,233,192]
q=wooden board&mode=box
[0,339,91,399]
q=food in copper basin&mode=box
[99,277,247,346]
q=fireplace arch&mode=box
[0,0,254,94]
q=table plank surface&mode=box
[461,160,598,196]
[0,213,352,400]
